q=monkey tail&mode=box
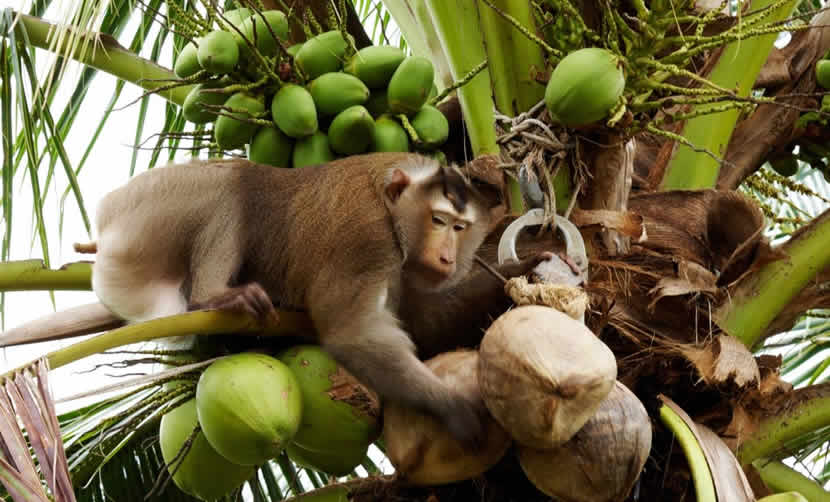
[74,241,98,254]
[0,302,124,347]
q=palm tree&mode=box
[2,0,830,500]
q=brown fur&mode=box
[91,153,517,444]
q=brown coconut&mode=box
[383,350,512,485]
[518,381,652,502]
[479,305,617,448]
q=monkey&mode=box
[1,152,553,445]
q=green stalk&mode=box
[475,0,545,114]
[738,394,830,467]
[9,13,192,106]
[423,0,498,157]
[659,404,716,502]
[659,0,798,190]
[379,0,453,89]
[35,309,313,372]
[752,459,830,501]
[714,209,830,348]
[0,259,91,291]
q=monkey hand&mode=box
[496,251,555,279]
[443,394,488,450]
[189,283,279,325]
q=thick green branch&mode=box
[738,391,830,466]
[715,209,830,347]
[6,13,192,105]
[0,259,91,291]
[752,459,830,501]
[659,0,798,190]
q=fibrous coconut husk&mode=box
[518,381,652,502]
[479,306,617,449]
[383,350,511,486]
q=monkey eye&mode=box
[432,214,448,226]
[453,222,467,232]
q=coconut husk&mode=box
[383,350,511,486]
[518,382,652,502]
[479,306,617,449]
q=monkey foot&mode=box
[190,283,278,325]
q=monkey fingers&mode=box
[496,251,555,279]
[189,283,279,325]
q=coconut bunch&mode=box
[382,306,652,501]
[171,4,448,167]
[158,347,380,502]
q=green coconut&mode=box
[197,30,239,75]
[159,398,255,501]
[410,105,449,148]
[174,41,202,78]
[388,56,434,115]
[295,31,348,80]
[213,92,265,150]
[328,105,375,155]
[293,131,335,168]
[248,126,293,167]
[196,352,303,465]
[544,47,625,127]
[309,72,370,116]
[816,59,830,89]
[344,45,407,89]
[285,441,369,477]
[371,116,410,152]
[236,10,288,57]
[278,345,381,454]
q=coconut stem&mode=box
[10,12,194,106]
[659,404,717,502]
[0,260,92,291]
[752,459,830,500]
[715,208,830,348]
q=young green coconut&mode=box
[479,305,617,449]
[517,381,652,502]
[159,398,256,501]
[544,47,625,127]
[278,345,381,475]
[383,350,512,485]
[196,352,302,466]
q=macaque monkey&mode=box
[1,152,551,445]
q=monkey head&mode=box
[383,157,498,292]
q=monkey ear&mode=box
[385,168,411,203]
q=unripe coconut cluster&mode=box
[545,47,625,127]
[159,348,380,501]
[382,306,652,501]
[174,7,448,168]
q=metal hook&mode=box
[497,208,588,283]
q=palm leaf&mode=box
[0,359,74,501]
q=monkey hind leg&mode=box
[92,255,187,323]
[320,311,485,447]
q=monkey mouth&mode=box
[404,262,454,290]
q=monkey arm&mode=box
[402,252,553,358]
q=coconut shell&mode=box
[518,381,652,502]
[383,350,511,485]
[479,305,617,448]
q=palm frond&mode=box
[0,359,74,502]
